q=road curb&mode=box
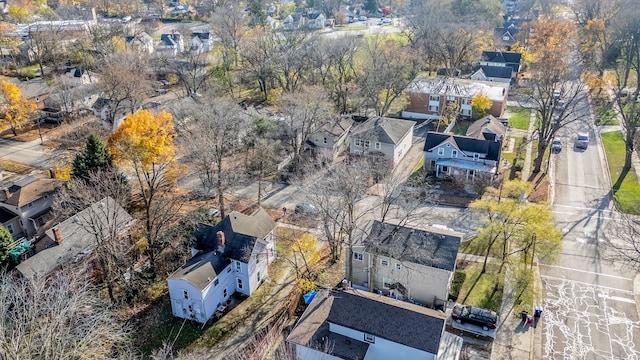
[634,273,640,320]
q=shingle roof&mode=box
[314,117,354,139]
[193,208,275,262]
[359,221,462,272]
[0,207,18,223]
[466,115,507,140]
[287,289,447,355]
[168,250,230,290]
[406,78,508,102]
[424,132,503,161]
[350,116,415,145]
[481,51,522,65]
[476,65,513,79]
[1,177,62,207]
[15,197,133,280]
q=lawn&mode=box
[594,103,619,126]
[335,25,367,31]
[506,106,531,130]
[501,136,523,165]
[455,262,504,313]
[601,131,640,214]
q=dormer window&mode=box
[474,153,480,161]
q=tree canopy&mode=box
[0,225,13,265]
[0,81,37,136]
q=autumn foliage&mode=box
[471,94,492,119]
[0,81,37,136]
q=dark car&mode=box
[294,203,320,217]
[451,305,498,330]
[576,133,589,150]
[551,138,562,153]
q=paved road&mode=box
[0,137,51,168]
[543,84,640,359]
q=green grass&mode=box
[601,131,640,214]
[595,103,619,126]
[501,136,523,165]
[335,25,367,31]
[506,106,531,130]
[456,262,504,313]
[512,266,534,313]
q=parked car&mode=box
[358,15,367,21]
[553,89,562,99]
[551,138,562,153]
[576,133,589,150]
[452,305,498,330]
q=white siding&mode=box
[401,111,439,120]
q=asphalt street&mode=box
[543,86,640,359]
[0,137,51,168]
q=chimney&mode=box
[2,188,9,199]
[53,228,62,244]
[216,231,225,251]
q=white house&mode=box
[287,288,463,360]
[125,32,154,54]
[349,116,415,169]
[167,208,276,323]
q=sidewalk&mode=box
[491,265,543,360]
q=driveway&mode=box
[0,137,51,168]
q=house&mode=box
[350,220,463,307]
[167,208,276,323]
[15,197,133,280]
[190,32,214,53]
[479,51,523,79]
[307,12,326,29]
[465,115,507,141]
[157,33,184,56]
[349,116,415,168]
[125,32,154,54]
[424,129,504,180]
[494,27,518,50]
[44,83,101,119]
[402,77,509,120]
[0,176,63,239]
[0,207,21,240]
[61,67,96,86]
[308,117,354,161]
[470,65,513,84]
[287,288,464,360]
[171,4,195,16]
[6,77,51,109]
[283,13,305,31]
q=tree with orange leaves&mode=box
[108,109,180,275]
[0,81,37,136]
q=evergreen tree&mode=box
[0,225,13,264]
[248,0,267,26]
[72,134,113,181]
[365,0,379,13]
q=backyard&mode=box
[505,106,531,130]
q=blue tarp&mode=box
[303,290,317,305]
[9,242,30,263]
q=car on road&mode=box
[451,305,498,330]
[576,133,589,150]
[551,138,562,153]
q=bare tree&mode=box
[98,52,153,124]
[273,30,313,93]
[173,95,249,217]
[279,86,334,173]
[0,271,130,359]
[212,3,249,68]
[246,138,283,205]
[314,37,361,113]
[357,36,419,116]
[240,29,278,101]
[52,169,134,302]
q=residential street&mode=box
[0,137,51,168]
[543,82,640,359]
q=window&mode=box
[323,137,328,144]
[447,96,456,101]
[214,278,219,286]
[383,277,392,289]
[188,305,193,313]
[236,261,241,271]
[503,35,510,41]
[395,263,402,270]
[6,224,13,234]
[364,333,375,343]
[437,148,444,156]
[380,259,389,267]
[28,202,33,208]
[430,160,436,168]
[375,142,381,150]
[256,253,260,263]
[353,252,363,261]
[227,267,232,273]
[429,95,439,101]
[257,271,261,282]
[428,105,439,112]
[442,166,449,172]
[44,195,49,200]
[364,140,370,148]
[183,290,189,299]
[355,139,361,146]
[237,278,243,289]
[223,288,228,297]
[452,150,458,158]
[474,154,480,161]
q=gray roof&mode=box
[193,208,275,262]
[358,220,462,272]
[168,250,230,290]
[314,117,354,139]
[287,289,447,356]
[15,197,133,280]
[466,115,507,141]
[475,65,513,79]
[424,131,503,161]
[350,116,415,145]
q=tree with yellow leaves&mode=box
[0,81,37,136]
[108,109,180,275]
[471,94,492,119]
